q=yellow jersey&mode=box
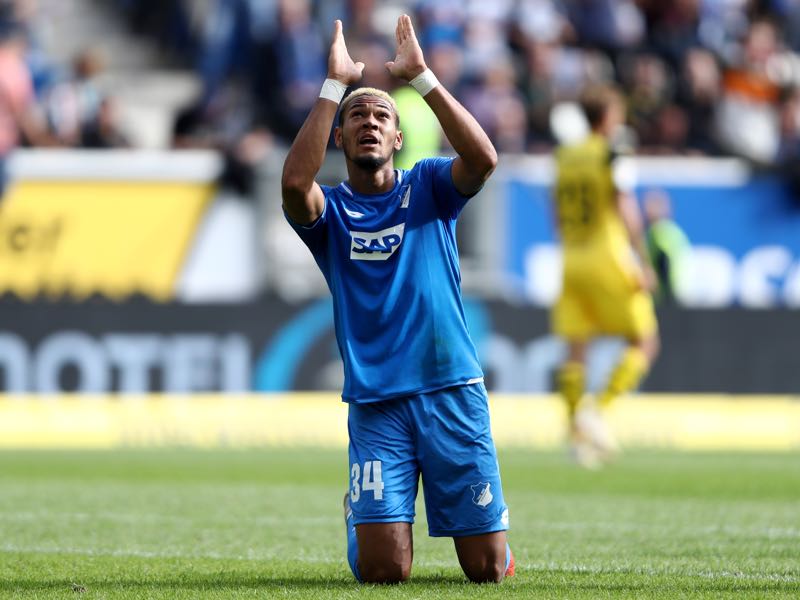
[551,133,657,339]
[553,133,628,254]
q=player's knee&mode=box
[461,553,506,584]
[358,556,411,584]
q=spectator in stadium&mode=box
[644,189,691,303]
[715,18,783,163]
[281,16,513,584]
[270,0,326,138]
[623,53,674,150]
[415,0,465,50]
[511,0,573,48]
[350,37,394,91]
[81,96,130,149]
[639,0,702,67]
[347,0,381,41]
[42,49,105,147]
[194,0,251,106]
[774,0,800,51]
[0,21,53,198]
[696,0,752,62]
[462,58,529,153]
[776,85,800,161]
[677,47,723,154]
[172,84,272,196]
[562,0,645,55]
[775,85,800,200]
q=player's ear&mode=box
[394,130,403,152]
[334,126,343,148]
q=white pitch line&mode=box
[0,543,341,564]
[1,511,797,542]
[521,562,800,584]
[514,519,800,539]
[0,511,335,526]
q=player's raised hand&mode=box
[385,15,427,82]
[327,20,364,85]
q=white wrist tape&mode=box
[319,78,348,104]
[409,69,439,97]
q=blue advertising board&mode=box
[502,157,800,307]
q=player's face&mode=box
[336,97,402,170]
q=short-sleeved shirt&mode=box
[285,157,484,403]
[0,49,34,155]
[553,133,629,253]
[552,135,657,339]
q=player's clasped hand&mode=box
[385,15,428,82]
[327,20,364,86]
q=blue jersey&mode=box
[286,157,484,403]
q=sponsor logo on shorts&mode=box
[501,508,509,526]
[350,224,405,261]
[470,482,493,508]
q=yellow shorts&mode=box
[552,250,657,341]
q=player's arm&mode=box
[385,15,497,196]
[281,20,364,225]
[611,152,656,291]
[617,190,657,291]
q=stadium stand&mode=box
[98,0,800,169]
[2,0,798,195]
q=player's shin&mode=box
[599,346,649,407]
[558,362,586,427]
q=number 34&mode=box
[350,460,384,502]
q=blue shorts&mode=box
[347,383,509,537]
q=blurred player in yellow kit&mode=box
[551,85,660,465]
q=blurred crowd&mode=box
[5,0,800,180]
[0,0,128,149]
[0,0,129,193]
[110,0,800,172]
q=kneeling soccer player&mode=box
[281,16,513,584]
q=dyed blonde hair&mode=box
[338,87,400,126]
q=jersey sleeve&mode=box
[420,157,473,221]
[282,186,330,256]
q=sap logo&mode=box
[350,224,405,261]
[470,482,493,508]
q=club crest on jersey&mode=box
[350,223,405,261]
[470,482,493,508]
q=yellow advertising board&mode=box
[1,394,798,450]
[0,180,214,300]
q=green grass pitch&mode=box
[1,448,798,599]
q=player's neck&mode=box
[346,162,396,196]
[591,127,607,139]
